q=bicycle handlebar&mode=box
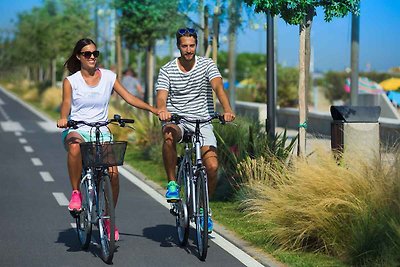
[170,113,226,125]
[67,114,135,129]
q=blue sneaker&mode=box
[165,181,179,202]
[199,208,213,233]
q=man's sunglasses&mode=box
[177,28,197,36]
[80,50,100,59]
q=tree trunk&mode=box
[212,2,220,64]
[297,9,313,157]
[52,58,56,87]
[228,0,241,112]
[116,31,123,80]
[145,42,155,110]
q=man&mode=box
[156,28,235,233]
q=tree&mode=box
[244,0,360,156]
[113,0,185,106]
[8,0,93,84]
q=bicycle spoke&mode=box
[76,177,92,249]
[98,174,115,264]
[195,171,208,261]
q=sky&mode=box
[0,0,399,73]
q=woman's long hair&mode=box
[64,38,96,74]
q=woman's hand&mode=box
[57,118,68,128]
[158,109,171,121]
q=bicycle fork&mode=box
[81,168,96,223]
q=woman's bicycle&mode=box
[67,114,134,264]
[169,113,225,261]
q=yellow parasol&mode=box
[379,78,400,91]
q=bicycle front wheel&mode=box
[195,170,209,261]
[97,173,115,264]
[76,176,93,249]
[176,161,190,246]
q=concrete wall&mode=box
[220,101,400,146]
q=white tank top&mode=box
[66,68,116,131]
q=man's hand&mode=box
[158,109,172,121]
[223,112,235,122]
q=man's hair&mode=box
[176,28,198,47]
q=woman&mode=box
[57,38,158,241]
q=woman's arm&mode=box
[113,79,159,115]
[57,78,72,128]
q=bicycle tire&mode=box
[195,169,209,261]
[176,159,190,246]
[76,175,93,249]
[98,173,115,264]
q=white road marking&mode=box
[0,97,4,105]
[24,146,33,153]
[31,158,43,166]
[15,132,22,136]
[19,138,27,144]
[0,121,24,132]
[52,192,69,206]
[0,86,54,123]
[37,121,62,132]
[119,167,266,267]
[0,105,9,120]
[71,222,76,228]
[40,171,54,182]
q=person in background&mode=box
[156,28,235,233]
[57,38,159,241]
[121,68,144,99]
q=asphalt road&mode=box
[0,86,269,267]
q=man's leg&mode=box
[201,146,218,197]
[162,124,182,181]
[162,124,182,201]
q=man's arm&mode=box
[210,77,236,122]
[156,89,171,121]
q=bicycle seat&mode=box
[182,132,193,143]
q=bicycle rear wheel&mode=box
[195,170,209,261]
[97,173,115,264]
[76,175,93,249]
[176,161,190,246]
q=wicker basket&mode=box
[80,141,127,167]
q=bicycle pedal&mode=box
[169,208,178,216]
[69,209,81,218]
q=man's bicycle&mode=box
[169,113,225,261]
[67,114,134,264]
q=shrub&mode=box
[41,86,62,110]
[242,149,400,266]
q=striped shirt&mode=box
[156,56,222,118]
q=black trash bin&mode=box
[331,106,381,164]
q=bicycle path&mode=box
[0,85,282,267]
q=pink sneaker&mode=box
[104,219,119,241]
[68,190,82,211]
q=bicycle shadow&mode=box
[55,227,120,262]
[142,224,199,256]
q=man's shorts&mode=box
[163,121,217,148]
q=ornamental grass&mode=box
[240,147,400,266]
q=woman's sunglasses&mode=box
[80,50,100,59]
[177,28,197,36]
